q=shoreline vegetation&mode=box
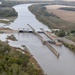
[0,1,44,24]
[63,41,75,52]
[0,1,28,23]
[0,40,44,75]
[28,4,75,31]
[0,7,17,18]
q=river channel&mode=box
[0,4,75,75]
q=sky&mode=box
[5,0,75,1]
[64,0,75,1]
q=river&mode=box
[0,4,75,75]
[6,4,49,31]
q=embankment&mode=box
[0,40,44,75]
[28,4,75,31]
[62,38,75,52]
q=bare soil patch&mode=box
[0,27,18,33]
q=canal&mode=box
[0,4,75,75]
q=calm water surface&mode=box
[7,4,49,31]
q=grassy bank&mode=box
[0,1,19,18]
[0,41,44,75]
[63,41,75,52]
[28,4,75,31]
[0,1,19,23]
[0,7,17,18]
[66,35,75,42]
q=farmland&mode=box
[46,5,75,23]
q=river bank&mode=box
[0,40,44,75]
[0,2,18,24]
[28,4,75,31]
[61,37,75,52]
[22,45,45,75]
[0,28,18,33]
[0,1,30,24]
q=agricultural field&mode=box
[46,5,75,23]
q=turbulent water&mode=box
[0,4,75,75]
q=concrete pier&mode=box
[28,24,60,57]
[41,28,62,46]
[45,41,59,57]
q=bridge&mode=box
[18,27,43,33]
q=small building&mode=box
[52,29,60,32]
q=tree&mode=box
[58,30,65,37]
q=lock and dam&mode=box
[1,24,60,57]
